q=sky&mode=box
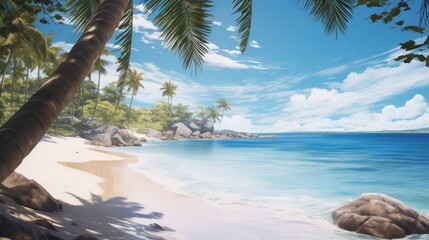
[38,1,429,132]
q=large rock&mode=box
[145,128,162,138]
[172,122,193,138]
[199,120,214,134]
[0,214,62,240]
[185,121,200,132]
[1,172,62,212]
[200,132,212,139]
[332,194,429,239]
[81,125,141,147]
[117,129,142,146]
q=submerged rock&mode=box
[333,193,429,239]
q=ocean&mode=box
[120,133,429,239]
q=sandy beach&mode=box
[3,136,355,240]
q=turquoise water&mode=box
[121,133,429,235]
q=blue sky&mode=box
[38,1,429,132]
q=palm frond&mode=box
[299,0,354,37]
[144,0,213,71]
[0,0,18,17]
[115,0,133,88]
[12,17,48,62]
[232,0,252,53]
[65,0,100,32]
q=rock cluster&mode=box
[0,172,98,239]
[333,194,429,239]
[81,125,143,147]
[160,120,259,140]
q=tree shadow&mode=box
[0,191,173,240]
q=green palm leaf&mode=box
[65,0,101,31]
[143,0,213,71]
[233,0,252,53]
[115,0,133,88]
[300,0,354,36]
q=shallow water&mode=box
[120,133,429,239]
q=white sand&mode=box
[10,136,358,240]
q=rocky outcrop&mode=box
[185,121,200,132]
[199,120,214,133]
[1,172,62,212]
[81,125,142,147]
[172,123,193,138]
[145,128,162,138]
[162,121,261,141]
[333,194,429,239]
[0,214,62,240]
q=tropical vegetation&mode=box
[0,0,426,182]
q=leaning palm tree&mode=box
[216,98,231,131]
[160,80,177,114]
[0,0,355,182]
[124,68,144,121]
[206,105,221,124]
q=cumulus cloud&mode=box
[219,115,258,132]
[133,14,157,32]
[212,21,222,26]
[265,94,429,132]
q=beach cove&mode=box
[2,134,427,239]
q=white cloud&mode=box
[202,42,268,70]
[212,21,222,26]
[134,4,147,13]
[249,40,261,48]
[263,94,429,132]
[222,49,241,55]
[226,26,238,32]
[53,41,74,53]
[220,115,258,132]
[142,31,163,41]
[133,14,157,32]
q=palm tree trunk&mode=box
[0,51,12,97]
[113,85,124,119]
[24,61,30,102]
[128,93,134,121]
[81,82,85,119]
[10,57,17,108]
[0,0,128,182]
[217,109,224,132]
[91,64,102,123]
[37,65,41,86]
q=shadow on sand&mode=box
[0,190,172,239]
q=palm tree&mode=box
[0,12,48,97]
[216,98,231,131]
[124,68,144,121]
[206,105,221,124]
[90,51,111,122]
[0,0,355,182]
[160,80,177,115]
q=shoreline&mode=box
[9,136,361,239]
[61,143,357,240]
